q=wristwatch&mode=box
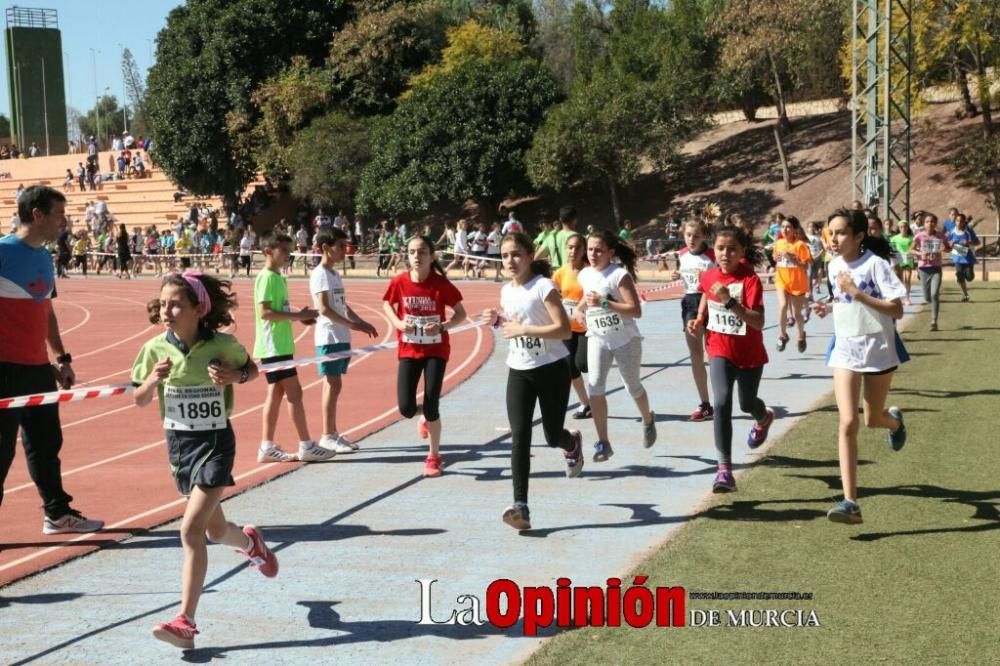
[238,364,251,384]
[56,352,73,364]
[723,298,738,310]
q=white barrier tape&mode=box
[441,250,504,263]
[0,319,489,407]
[0,383,133,410]
[258,318,490,373]
[638,279,684,301]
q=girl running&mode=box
[806,220,827,298]
[947,213,979,302]
[671,220,715,420]
[382,236,467,477]
[772,216,812,353]
[575,230,656,462]
[552,233,592,420]
[484,233,584,530]
[132,272,277,649]
[911,212,951,331]
[686,226,774,493]
[889,221,915,304]
[810,208,908,524]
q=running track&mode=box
[0,276,504,586]
[0,275,685,586]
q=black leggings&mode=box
[709,357,767,465]
[0,363,74,518]
[561,331,589,379]
[508,359,574,504]
[397,357,447,422]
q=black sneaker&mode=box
[502,503,531,531]
[572,405,592,420]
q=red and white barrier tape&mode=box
[0,383,133,410]
[258,319,489,372]
[639,279,684,301]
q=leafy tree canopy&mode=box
[359,53,559,217]
[286,110,371,208]
[407,19,525,89]
[145,0,349,203]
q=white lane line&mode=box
[0,324,485,574]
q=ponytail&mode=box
[589,229,638,280]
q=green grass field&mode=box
[530,281,1000,665]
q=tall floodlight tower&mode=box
[5,7,68,155]
[851,0,913,225]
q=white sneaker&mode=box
[43,510,104,535]
[321,434,356,454]
[257,441,297,463]
[298,440,337,462]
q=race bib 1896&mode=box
[403,315,442,344]
[163,385,225,431]
[706,284,745,336]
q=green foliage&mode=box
[359,56,559,216]
[327,1,448,115]
[286,110,371,207]
[145,0,348,203]
[121,48,148,137]
[0,114,10,141]
[77,95,127,145]
[527,0,709,220]
[408,19,524,89]
[712,0,846,112]
[531,0,578,90]
[250,56,333,176]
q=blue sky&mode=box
[0,0,181,118]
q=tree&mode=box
[526,1,709,223]
[121,48,148,136]
[407,19,525,89]
[327,1,449,116]
[359,55,559,218]
[144,0,349,205]
[712,0,846,131]
[531,0,578,89]
[77,96,127,146]
[0,114,9,141]
[247,56,333,178]
[286,110,371,207]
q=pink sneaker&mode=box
[239,525,279,577]
[418,416,429,439]
[152,613,199,649]
[423,454,442,477]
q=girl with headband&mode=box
[132,272,278,649]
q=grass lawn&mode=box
[529,281,1000,665]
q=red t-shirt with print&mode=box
[699,263,769,368]
[383,271,463,361]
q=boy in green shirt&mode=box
[253,232,332,462]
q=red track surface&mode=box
[0,277,503,586]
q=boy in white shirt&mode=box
[310,229,379,452]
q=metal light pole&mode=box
[90,47,101,148]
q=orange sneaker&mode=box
[152,613,199,649]
[423,454,442,477]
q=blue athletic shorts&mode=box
[317,343,350,377]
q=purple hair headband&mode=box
[169,271,211,319]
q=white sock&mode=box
[299,440,313,448]
[260,440,275,450]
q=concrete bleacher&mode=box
[0,152,231,230]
